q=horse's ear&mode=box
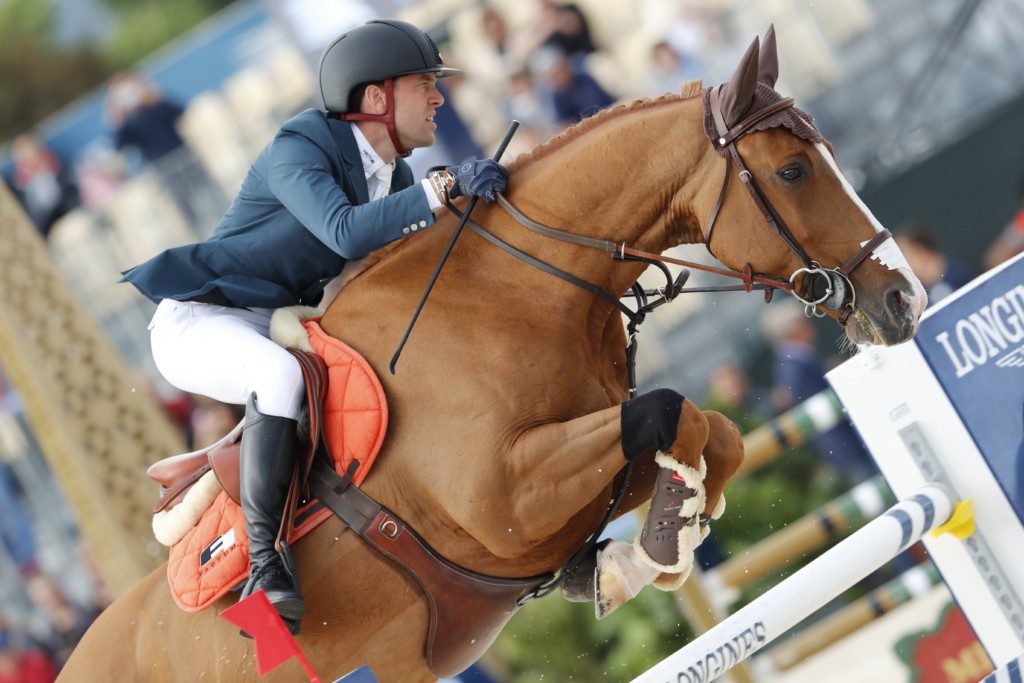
[758,24,779,88]
[720,36,760,127]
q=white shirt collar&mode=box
[349,123,395,180]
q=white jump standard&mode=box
[631,485,958,683]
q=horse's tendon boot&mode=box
[239,393,305,635]
[633,451,706,585]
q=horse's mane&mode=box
[507,79,705,172]
[355,80,705,275]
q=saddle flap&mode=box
[209,441,241,504]
[147,418,244,488]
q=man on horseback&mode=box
[121,19,507,633]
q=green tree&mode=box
[100,0,235,69]
[493,587,694,682]
[0,0,109,138]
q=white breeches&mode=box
[149,299,305,419]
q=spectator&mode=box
[480,7,512,66]
[74,142,126,211]
[190,396,244,449]
[983,181,1024,270]
[0,459,39,581]
[505,68,558,147]
[895,222,972,305]
[648,37,703,95]
[7,134,79,238]
[536,0,597,59]
[761,301,878,485]
[105,71,215,228]
[0,618,56,683]
[703,361,762,434]
[533,47,615,127]
[105,72,186,166]
[25,575,100,669]
[133,372,195,447]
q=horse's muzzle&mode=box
[872,281,924,345]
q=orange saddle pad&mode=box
[166,320,388,611]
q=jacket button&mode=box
[419,220,427,228]
[402,227,410,235]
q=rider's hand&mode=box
[448,158,507,203]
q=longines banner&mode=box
[915,254,1024,519]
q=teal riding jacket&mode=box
[122,108,435,308]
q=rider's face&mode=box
[392,73,444,150]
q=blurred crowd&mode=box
[6,70,210,241]
[0,367,244,680]
[443,0,717,156]
[0,376,110,682]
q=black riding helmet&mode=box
[318,19,461,156]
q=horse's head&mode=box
[696,27,926,346]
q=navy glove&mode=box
[448,158,507,203]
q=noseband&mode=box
[705,85,890,322]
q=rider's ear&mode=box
[757,24,779,88]
[363,83,386,114]
[720,36,760,128]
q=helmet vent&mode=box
[424,33,443,65]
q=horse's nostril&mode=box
[887,286,914,325]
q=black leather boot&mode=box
[239,393,305,634]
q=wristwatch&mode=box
[426,168,456,203]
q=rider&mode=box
[122,19,508,633]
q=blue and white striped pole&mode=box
[980,655,1024,683]
[632,485,956,683]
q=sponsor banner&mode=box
[915,254,1024,519]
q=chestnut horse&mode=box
[62,31,925,682]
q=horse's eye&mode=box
[779,166,805,183]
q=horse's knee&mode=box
[704,411,743,466]
[619,388,686,461]
[661,398,709,470]
[701,410,744,508]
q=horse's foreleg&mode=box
[591,407,743,615]
[699,410,744,524]
[633,406,743,590]
[455,404,627,559]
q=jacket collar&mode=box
[326,114,370,205]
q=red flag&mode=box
[220,589,319,679]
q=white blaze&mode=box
[813,143,927,321]
[813,143,910,271]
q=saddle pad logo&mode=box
[199,528,236,568]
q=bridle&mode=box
[703,85,890,322]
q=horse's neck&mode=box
[503,96,714,296]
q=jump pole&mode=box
[632,484,960,683]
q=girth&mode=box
[308,457,550,678]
